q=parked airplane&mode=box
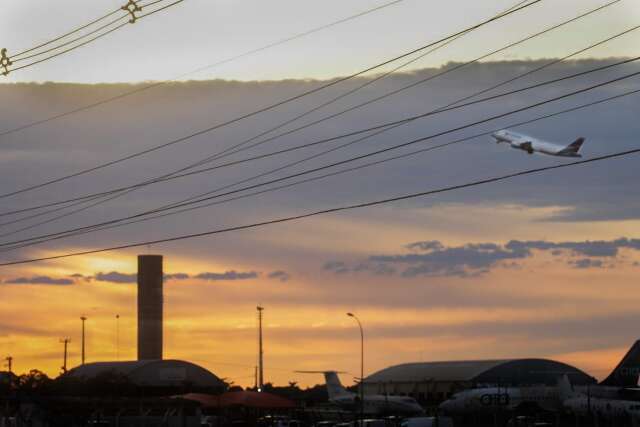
[439,340,640,415]
[492,130,585,157]
[439,384,561,414]
[296,371,424,415]
[559,375,640,423]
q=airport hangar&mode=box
[362,359,596,404]
[67,359,225,392]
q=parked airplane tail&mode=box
[600,340,640,387]
[324,371,353,400]
[557,374,575,401]
[295,370,353,400]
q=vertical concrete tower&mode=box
[137,255,163,360]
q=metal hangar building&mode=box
[363,359,596,404]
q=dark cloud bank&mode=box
[325,237,640,278]
[0,59,638,261]
[1,270,290,285]
[2,276,74,285]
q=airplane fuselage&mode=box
[331,393,424,415]
[563,395,640,419]
[439,386,561,414]
[439,385,639,416]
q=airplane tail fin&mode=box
[295,370,353,400]
[557,374,576,401]
[600,340,640,387]
[565,137,585,153]
[323,371,352,400]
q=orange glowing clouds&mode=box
[2,203,640,386]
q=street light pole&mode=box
[116,314,120,361]
[60,338,71,373]
[347,312,364,424]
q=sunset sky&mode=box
[1,0,640,389]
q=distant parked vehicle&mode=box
[335,420,387,427]
[400,417,453,427]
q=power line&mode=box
[5,0,184,75]
[0,0,615,231]
[0,0,537,230]
[10,7,123,58]
[2,144,638,266]
[9,22,131,74]
[197,0,623,168]
[0,0,613,226]
[2,47,636,225]
[18,87,639,251]
[0,0,405,137]
[0,0,543,199]
[141,54,640,210]
[172,0,531,177]
[2,70,638,251]
[12,15,129,64]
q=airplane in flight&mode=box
[439,340,640,415]
[492,130,585,157]
[297,371,424,415]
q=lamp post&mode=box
[116,314,120,361]
[347,312,364,424]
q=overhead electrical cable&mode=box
[70,86,639,244]
[10,7,123,59]
[0,0,404,138]
[5,0,610,217]
[173,0,532,176]
[0,0,544,199]
[9,86,639,252]
[11,15,131,63]
[148,31,640,215]
[188,0,624,169]
[0,0,533,232]
[2,143,638,266]
[2,41,636,223]
[4,87,638,252]
[2,69,638,250]
[6,0,185,75]
[0,0,619,235]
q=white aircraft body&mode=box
[439,385,561,414]
[439,340,640,416]
[492,130,585,157]
[298,371,424,415]
[559,375,640,423]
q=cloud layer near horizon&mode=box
[0,269,290,285]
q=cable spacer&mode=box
[0,49,12,76]
[121,0,143,24]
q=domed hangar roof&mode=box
[68,359,225,389]
[365,359,596,386]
